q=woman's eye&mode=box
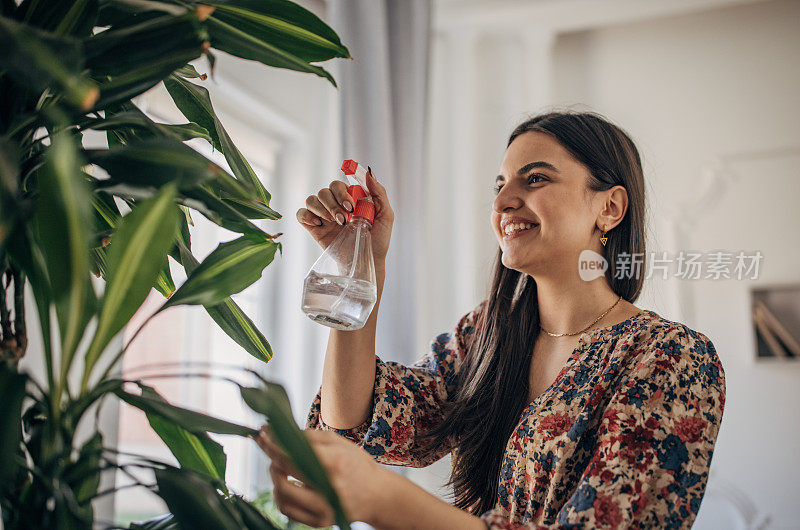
[528,174,545,184]
[491,175,546,195]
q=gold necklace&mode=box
[540,295,623,337]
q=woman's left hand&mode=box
[254,424,389,528]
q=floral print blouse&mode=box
[305,300,727,529]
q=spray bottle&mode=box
[301,160,377,330]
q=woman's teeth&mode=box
[503,222,537,236]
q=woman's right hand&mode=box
[296,167,394,263]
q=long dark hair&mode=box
[416,110,647,515]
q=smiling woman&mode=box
[298,111,725,530]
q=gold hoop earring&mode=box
[600,224,608,247]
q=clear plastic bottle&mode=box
[301,160,378,330]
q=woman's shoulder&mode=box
[629,309,725,388]
[452,298,489,355]
[634,309,716,353]
[422,299,488,365]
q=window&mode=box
[113,83,280,524]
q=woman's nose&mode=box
[492,183,524,214]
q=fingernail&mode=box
[343,201,353,212]
[336,213,345,225]
[367,165,373,178]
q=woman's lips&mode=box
[502,224,539,241]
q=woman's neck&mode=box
[534,276,629,335]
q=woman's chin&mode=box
[501,247,545,274]
[501,249,528,271]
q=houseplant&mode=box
[0,0,351,527]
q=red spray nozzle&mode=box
[346,184,375,225]
[341,159,359,175]
[341,159,374,224]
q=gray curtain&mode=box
[329,0,433,365]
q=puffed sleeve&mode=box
[479,324,727,529]
[305,299,487,467]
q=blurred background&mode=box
[20,0,798,527]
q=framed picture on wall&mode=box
[751,284,800,359]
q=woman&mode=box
[256,111,726,529]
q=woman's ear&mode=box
[598,185,628,229]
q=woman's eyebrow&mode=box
[496,161,560,182]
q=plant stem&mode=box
[13,265,28,359]
[0,268,11,359]
[81,308,157,395]
[5,113,38,139]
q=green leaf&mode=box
[139,386,227,487]
[90,246,108,279]
[0,138,21,258]
[87,104,212,144]
[92,54,199,109]
[129,513,180,529]
[163,75,222,152]
[91,184,172,303]
[80,111,151,132]
[87,138,233,192]
[107,128,124,147]
[88,191,117,280]
[114,381,257,436]
[167,205,193,263]
[154,467,242,530]
[16,0,95,35]
[5,225,55,385]
[164,74,274,206]
[176,241,272,364]
[96,182,268,237]
[160,232,279,311]
[205,48,217,75]
[64,432,103,506]
[228,495,281,530]
[66,378,124,428]
[160,121,213,143]
[175,63,206,79]
[90,186,122,235]
[84,12,200,78]
[221,196,281,221]
[89,185,222,240]
[84,12,207,108]
[239,382,351,530]
[84,183,180,379]
[96,0,188,29]
[0,14,99,110]
[180,186,265,235]
[54,0,99,38]
[154,254,176,298]
[204,15,337,87]
[0,366,26,488]
[32,131,94,378]
[208,298,273,364]
[131,491,280,529]
[206,0,350,62]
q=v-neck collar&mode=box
[520,309,657,419]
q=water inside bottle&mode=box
[302,270,378,330]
